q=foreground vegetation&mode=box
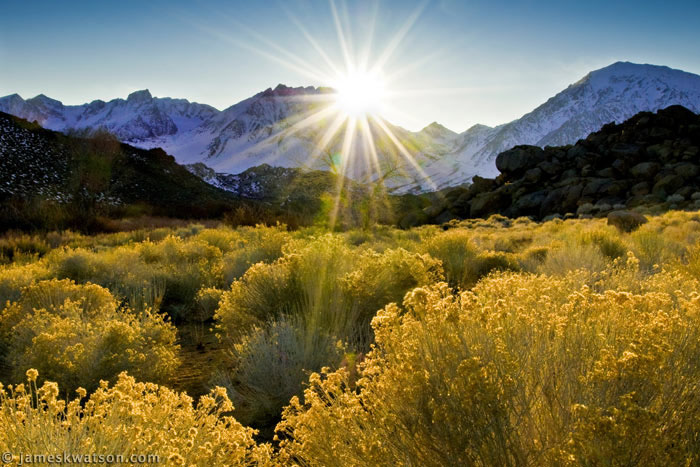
[2,210,700,465]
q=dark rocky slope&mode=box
[414,105,700,224]
[0,112,240,230]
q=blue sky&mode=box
[1,0,699,131]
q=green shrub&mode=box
[212,317,343,429]
[539,242,609,276]
[577,227,627,260]
[424,230,478,288]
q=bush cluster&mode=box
[0,210,700,463]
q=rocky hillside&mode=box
[185,162,379,225]
[413,105,700,225]
[0,112,239,230]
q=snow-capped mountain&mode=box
[2,62,699,193]
[0,90,218,142]
[422,62,700,187]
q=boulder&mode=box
[673,162,700,179]
[597,167,616,178]
[577,203,595,216]
[612,158,628,174]
[600,180,630,197]
[666,194,684,204]
[495,146,545,176]
[399,211,429,229]
[423,204,445,218]
[647,144,674,162]
[582,178,614,197]
[468,175,497,196]
[512,190,548,215]
[630,162,661,179]
[652,175,685,198]
[435,211,459,225]
[450,193,471,215]
[470,190,510,218]
[657,105,699,124]
[566,145,587,161]
[538,160,562,176]
[610,143,642,159]
[539,188,565,217]
[607,210,648,232]
[542,213,563,222]
[524,167,543,184]
[629,181,650,197]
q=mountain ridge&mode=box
[2,62,700,192]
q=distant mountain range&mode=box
[2,62,700,193]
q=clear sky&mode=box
[1,0,699,132]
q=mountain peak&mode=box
[573,61,700,91]
[1,93,24,102]
[420,121,457,138]
[257,84,322,98]
[127,89,153,103]
[27,94,63,107]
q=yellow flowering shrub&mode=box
[0,279,179,393]
[0,262,50,305]
[342,247,443,333]
[278,273,700,466]
[0,370,273,466]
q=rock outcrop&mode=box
[420,105,700,222]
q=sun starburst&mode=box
[193,0,441,227]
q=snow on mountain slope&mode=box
[421,62,700,186]
[0,90,218,143]
[2,62,699,192]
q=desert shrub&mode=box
[629,228,685,271]
[345,229,372,246]
[216,235,357,341]
[220,225,290,284]
[195,287,224,322]
[138,236,223,321]
[278,276,700,466]
[212,317,343,429]
[13,278,115,318]
[195,227,240,252]
[469,251,520,284]
[539,242,609,276]
[0,233,50,264]
[50,248,98,283]
[491,232,533,253]
[216,261,295,340]
[0,279,179,393]
[342,248,443,331]
[48,247,166,314]
[518,245,549,272]
[0,262,50,305]
[577,226,628,260]
[0,371,272,466]
[424,229,478,288]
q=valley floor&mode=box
[1,211,700,465]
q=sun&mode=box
[333,70,386,117]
